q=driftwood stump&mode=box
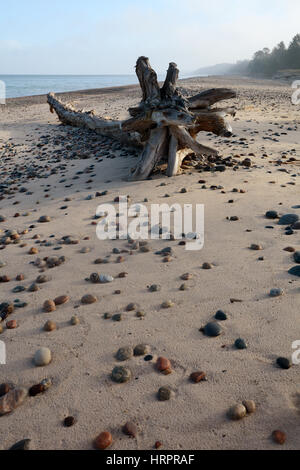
[47,57,237,181]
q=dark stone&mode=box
[9,439,31,451]
[203,322,222,337]
[276,357,292,370]
[288,266,300,277]
[215,310,228,321]
[278,214,299,226]
[235,338,247,350]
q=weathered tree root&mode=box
[47,57,237,180]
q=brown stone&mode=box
[54,295,70,306]
[272,430,286,445]
[44,320,57,332]
[156,357,172,372]
[122,422,138,438]
[43,300,56,313]
[6,320,18,330]
[81,294,98,305]
[190,371,206,383]
[94,432,113,450]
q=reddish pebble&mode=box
[272,430,286,445]
[94,432,113,450]
[190,371,206,383]
[16,274,25,281]
[54,295,70,306]
[43,300,56,313]
[155,441,163,449]
[156,357,172,372]
[6,320,18,330]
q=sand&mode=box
[0,76,299,450]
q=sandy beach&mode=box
[0,75,300,450]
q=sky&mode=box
[0,0,300,75]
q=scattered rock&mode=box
[272,430,286,445]
[278,214,299,226]
[64,416,76,428]
[228,404,247,421]
[71,315,80,326]
[44,320,57,332]
[111,366,132,383]
[34,348,52,367]
[276,357,292,370]
[94,432,113,450]
[0,388,27,416]
[9,439,31,451]
[122,422,138,438]
[43,300,56,313]
[81,294,98,305]
[54,295,70,306]
[38,216,51,223]
[215,310,228,321]
[202,322,222,337]
[116,347,134,362]
[134,344,150,356]
[158,386,173,401]
[243,400,256,414]
[190,372,206,383]
[269,288,284,298]
[235,338,247,350]
[156,357,172,372]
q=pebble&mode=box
[112,313,123,322]
[29,379,52,397]
[94,432,113,450]
[0,388,27,416]
[116,347,134,362]
[215,310,228,321]
[6,320,18,330]
[250,244,263,251]
[149,284,161,292]
[44,320,57,332]
[122,422,138,438]
[28,283,39,293]
[203,322,222,337]
[190,372,206,383]
[276,357,292,370]
[181,273,192,281]
[134,344,150,356]
[81,294,98,305]
[265,211,278,220]
[126,303,137,312]
[64,416,76,428]
[278,214,299,225]
[228,404,247,421]
[269,288,284,298]
[136,311,145,318]
[99,274,114,284]
[235,338,247,350]
[156,357,172,372]
[38,216,51,223]
[111,366,132,383]
[71,315,80,326]
[0,325,3,334]
[36,275,51,284]
[0,383,13,397]
[243,400,256,414]
[43,300,56,313]
[158,386,173,401]
[54,295,70,306]
[9,439,31,451]
[161,301,174,309]
[284,247,295,253]
[293,252,300,264]
[272,430,286,445]
[202,262,213,270]
[288,266,300,277]
[34,348,52,367]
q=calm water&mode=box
[0,74,197,99]
[0,74,142,99]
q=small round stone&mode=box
[250,244,263,251]
[181,273,192,281]
[44,320,57,332]
[64,416,76,428]
[294,252,300,264]
[161,300,174,309]
[111,366,132,383]
[6,320,18,330]
[122,422,138,438]
[112,314,123,322]
[243,400,256,414]
[149,284,161,292]
[158,387,173,401]
[203,322,222,337]
[269,288,284,298]
[126,303,137,312]
[284,246,295,253]
[265,211,278,220]
[289,266,300,277]
[90,273,100,283]
[116,347,134,362]
[202,262,213,270]
[34,348,52,367]
[215,310,228,321]
[272,430,286,445]
[38,215,51,223]
[190,371,206,383]
[29,247,39,255]
[71,315,80,326]
[235,338,247,350]
[228,404,247,421]
[81,294,97,305]
[43,300,56,313]
[94,432,113,450]
[276,357,292,370]
[278,214,299,226]
[156,357,171,372]
[54,295,70,306]
[134,344,150,356]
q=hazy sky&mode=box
[1,0,300,74]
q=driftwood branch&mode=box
[47,57,237,180]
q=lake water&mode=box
[0,73,196,99]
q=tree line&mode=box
[231,34,300,77]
